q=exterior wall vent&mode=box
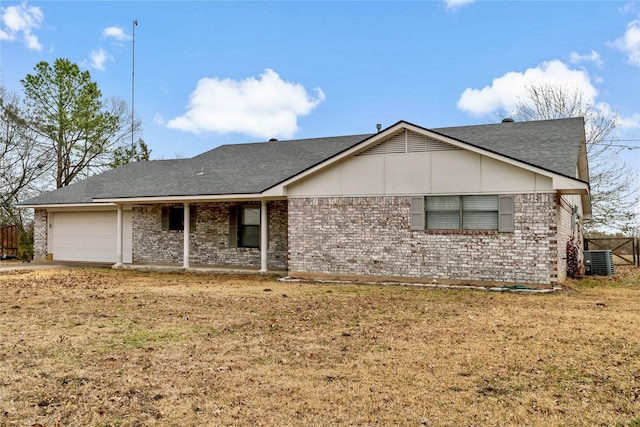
[358,130,460,156]
[583,250,614,276]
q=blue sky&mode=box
[1,0,639,174]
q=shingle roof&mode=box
[433,117,584,179]
[19,118,585,206]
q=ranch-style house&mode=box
[20,118,590,286]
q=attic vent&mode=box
[387,134,406,154]
[502,118,515,123]
[268,138,278,142]
[358,130,460,156]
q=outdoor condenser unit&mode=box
[583,250,615,276]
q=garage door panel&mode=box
[50,211,132,263]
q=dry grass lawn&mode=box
[0,266,639,426]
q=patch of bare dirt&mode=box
[0,267,639,426]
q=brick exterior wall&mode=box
[556,196,584,282]
[33,208,48,261]
[556,197,571,283]
[288,194,561,285]
[266,200,289,269]
[132,201,288,269]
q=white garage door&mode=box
[50,211,132,263]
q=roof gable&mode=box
[357,118,586,179]
[274,118,587,193]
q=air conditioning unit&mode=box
[583,250,614,276]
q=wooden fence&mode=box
[584,237,639,267]
[1,224,19,259]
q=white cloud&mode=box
[102,26,129,41]
[165,69,325,139]
[618,2,637,14]
[0,1,43,51]
[612,19,640,66]
[618,112,640,129]
[456,60,598,116]
[85,26,130,70]
[444,0,474,11]
[569,50,603,67]
[89,48,113,71]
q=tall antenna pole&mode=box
[132,19,138,149]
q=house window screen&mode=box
[426,196,460,230]
[462,195,498,230]
[426,195,499,231]
[239,205,260,248]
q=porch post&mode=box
[260,199,268,272]
[183,202,190,269]
[116,204,123,265]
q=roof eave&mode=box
[581,192,592,218]
[93,193,279,204]
[577,126,590,183]
[554,176,590,194]
[17,202,114,209]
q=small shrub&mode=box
[566,236,583,279]
[18,226,34,262]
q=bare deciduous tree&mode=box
[0,87,51,231]
[512,83,638,233]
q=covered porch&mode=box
[111,197,288,273]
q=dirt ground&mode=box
[0,267,639,426]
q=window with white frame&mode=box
[239,205,260,248]
[228,204,261,248]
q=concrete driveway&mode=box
[0,261,113,272]
[0,261,287,276]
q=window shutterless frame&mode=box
[229,204,261,248]
[240,205,260,248]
